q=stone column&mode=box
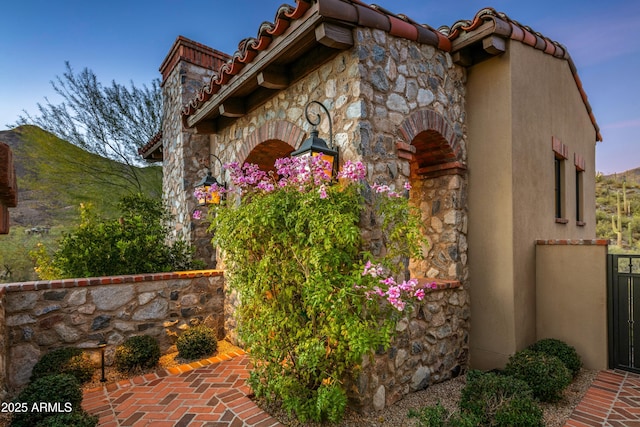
[159,37,228,267]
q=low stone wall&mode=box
[352,280,469,412]
[1,270,225,391]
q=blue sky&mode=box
[1,0,638,174]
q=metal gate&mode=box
[608,254,640,373]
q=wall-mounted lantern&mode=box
[195,154,226,206]
[290,100,339,178]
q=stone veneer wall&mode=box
[1,270,224,391]
[162,56,217,267]
[356,283,469,411]
[162,26,470,410]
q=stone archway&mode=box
[238,120,306,169]
[397,109,468,282]
[398,109,465,178]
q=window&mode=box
[575,153,586,226]
[552,137,568,224]
[554,156,564,220]
[575,169,583,223]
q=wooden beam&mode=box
[186,10,322,129]
[315,22,353,49]
[482,35,506,55]
[257,68,289,89]
[192,120,217,134]
[219,98,245,118]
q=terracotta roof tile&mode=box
[177,2,600,143]
[181,0,444,120]
[446,7,602,141]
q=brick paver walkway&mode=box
[82,350,284,427]
[565,369,640,427]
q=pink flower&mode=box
[414,288,425,301]
[192,210,202,220]
[403,182,412,191]
[319,184,328,199]
[337,160,366,181]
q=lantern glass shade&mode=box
[290,130,339,178]
[195,172,222,206]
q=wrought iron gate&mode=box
[608,254,640,373]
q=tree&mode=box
[17,62,162,193]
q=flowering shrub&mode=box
[199,155,429,422]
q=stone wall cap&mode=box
[0,270,223,292]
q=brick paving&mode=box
[82,350,284,427]
[565,370,640,427]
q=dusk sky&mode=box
[1,0,638,174]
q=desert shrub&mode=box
[35,411,99,427]
[408,402,481,427]
[177,325,217,360]
[504,349,572,402]
[32,194,200,279]
[460,370,541,425]
[114,335,160,372]
[493,397,544,427]
[31,347,94,384]
[10,374,82,427]
[408,402,448,427]
[528,338,582,377]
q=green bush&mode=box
[408,402,448,427]
[32,194,201,279]
[493,397,544,427]
[460,370,541,425]
[31,347,94,384]
[10,374,83,427]
[114,335,160,373]
[504,349,572,402]
[528,338,582,377]
[209,158,425,423]
[177,325,217,360]
[35,411,99,427]
[408,402,482,427]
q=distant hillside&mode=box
[596,167,640,253]
[0,125,162,282]
[0,125,162,227]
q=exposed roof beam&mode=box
[257,67,289,89]
[315,22,354,49]
[219,98,246,118]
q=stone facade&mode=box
[1,271,225,390]
[0,288,6,400]
[160,38,224,268]
[358,285,469,411]
[158,26,471,411]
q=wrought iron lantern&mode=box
[291,100,339,178]
[195,154,226,206]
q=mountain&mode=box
[0,126,162,282]
[0,125,162,227]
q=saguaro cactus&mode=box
[612,190,623,247]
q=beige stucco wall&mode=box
[466,41,598,369]
[536,243,608,369]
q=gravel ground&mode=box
[258,368,598,426]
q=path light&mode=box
[195,154,226,206]
[98,340,107,382]
[291,100,339,178]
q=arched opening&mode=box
[244,139,294,172]
[398,110,468,283]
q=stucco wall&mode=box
[536,241,608,370]
[466,41,599,369]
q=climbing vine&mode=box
[200,156,428,422]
